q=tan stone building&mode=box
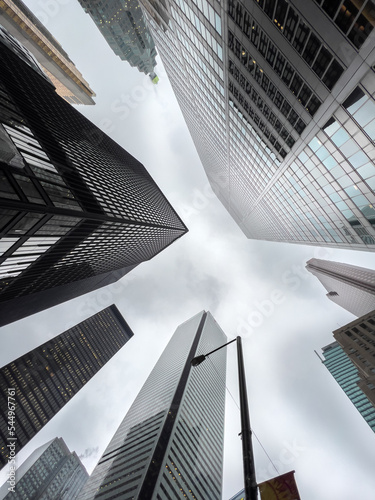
[0,0,96,105]
[334,309,375,407]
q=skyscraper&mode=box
[321,341,375,433]
[78,311,227,500]
[229,489,245,500]
[139,0,375,250]
[0,26,187,326]
[0,437,88,500]
[0,0,96,105]
[78,0,158,79]
[0,305,134,470]
[306,258,375,316]
[333,309,375,407]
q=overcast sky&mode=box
[1,1,375,498]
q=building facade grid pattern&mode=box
[322,341,375,433]
[0,28,187,324]
[78,311,227,500]
[140,0,375,251]
[0,305,134,469]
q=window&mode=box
[8,213,43,235]
[261,74,270,92]
[281,62,294,85]
[312,46,332,77]
[322,59,344,90]
[281,100,291,117]
[290,74,302,95]
[274,53,285,76]
[243,11,251,37]
[0,173,19,200]
[335,0,359,33]
[259,32,268,57]
[251,22,260,46]
[302,33,321,65]
[288,109,298,126]
[348,10,375,48]
[13,175,45,204]
[274,0,288,27]
[267,82,277,100]
[264,0,276,19]
[274,91,284,109]
[293,22,310,53]
[295,118,306,134]
[321,0,341,18]
[307,95,321,116]
[298,84,312,105]
[266,42,277,65]
[284,7,298,41]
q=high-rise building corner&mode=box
[77,310,227,500]
[306,258,375,316]
[0,26,187,326]
[0,305,134,469]
[139,0,375,251]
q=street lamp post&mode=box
[191,336,258,500]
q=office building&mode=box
[0,437,88,500]
[78,311,227,500]
[78,0,158,78]
[321,341,375,433]
[306,258,375,316]
[0,305,134,469]
[0,26,187,326]
[140,0,375,250]
[229,489,245,500]
[333,309,375,407]
[0,0,95,105]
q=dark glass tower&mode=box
[0,26,187,326]
[0,305,134,470]
[78,311,227,500]
[0,437,88,499]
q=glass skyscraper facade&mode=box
[228,488,245,500]
[0,0,96,105]
[139,0,375,250]
[0,305,134,470]
[306,258,375,316]
[0,26,187,326]
[78,0,158,77]
[0,437,88,500]
[321,341,375,433]
[78,311,227,500]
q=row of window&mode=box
[176,0,222,35]
[229,0,345,90]
[228,29,320,120]
[229,88,288,159]
[173,0,223,60]
[172,8,224,81]
[229,58,303,150]
[314,0,375,48]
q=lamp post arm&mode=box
[203,337,237,357]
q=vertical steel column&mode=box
[236,336,258,500]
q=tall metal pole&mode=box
[236,336,258,500]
